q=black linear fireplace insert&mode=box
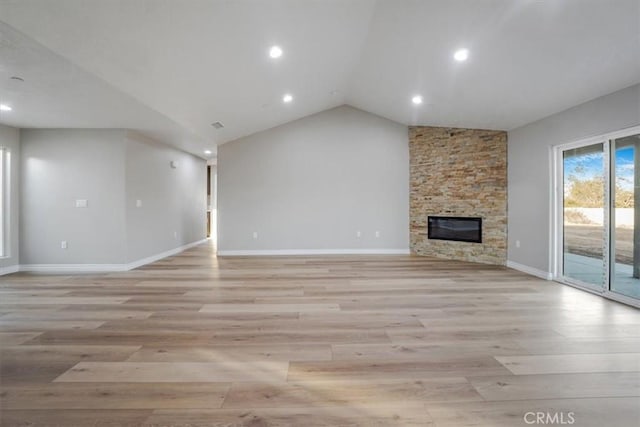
[427,216,482,243]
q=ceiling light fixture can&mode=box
[0,104,12,111]
[283,94,293,103]
[269,46,283,58]
[454,48,469,61]
[412,95,423,105]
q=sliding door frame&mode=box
[552,125,640,308]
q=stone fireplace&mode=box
[409,126,507,265]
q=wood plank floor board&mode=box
[0,360,78,385]
[0,319,106,332]
[0,410,152,427]
[126,344,332,363]
[0,345,141,364]
[0,332,42,346]
[0,296,131,305]
[22,330,216,346]
[0,382,229,409]
[222,378,483,408]
[0,310,153,321]
[331,341,529,360]
[143,405,433,427]
[54,361,290,383]
[495,353,640,375]
[287,358,512,381]
[1,241,639,426]
[387,325,564,343]
[514,337,640,354]
[469,372,640,400]
[207,328,392,345]
[552,324,640,338]
[200,303,341,313]
[96,317,425,332]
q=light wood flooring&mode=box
[1,241,639,426]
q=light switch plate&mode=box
[75,199,88,208]
[136,199,142,208]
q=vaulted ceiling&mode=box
[0,0,639,158]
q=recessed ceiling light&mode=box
[283,94,293,103]
[269,45,283,58]
[204,150,212,155]
[412,95,423,105]
[0,104,12,111]
[454,48,469,62]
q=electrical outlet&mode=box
[516,240,521,248]
[375,231,380,238]
[253,231,258,240]
[136,199,142,208]
[356,231,362,238]
[173,231,178,239]
[61,241,67,249]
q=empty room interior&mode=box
[1,1,640,426]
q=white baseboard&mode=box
[125,239,208,270]
[0,264,20,275]
[506,260,553,280]
[8,239,208,274]
[19,263,126,273]
[217,248,411,256]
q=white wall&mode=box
[508,84,640,274]
[20,129,127,264]
[217,105,409,254]
[0,124,20,272]
[18,129,206,268]
[125,132,206,263]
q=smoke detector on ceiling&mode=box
[211,121,224,129]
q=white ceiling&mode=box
[0,0,639,157]
[0,21,207,154]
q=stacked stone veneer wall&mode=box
[409,126,507,265]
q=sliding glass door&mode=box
[611,134,640,300]
[556,128,640,305]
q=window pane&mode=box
[611,134,640,300]
[562,143,606,288]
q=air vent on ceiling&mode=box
[211,121,224,129]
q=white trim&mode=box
[19,263,126,273]
[549,145,558,278]
[125,239,207,270]
[11,239,208,274]
[552,125,640,152]
[0,264,19,275]
[217,248,411,256]
[506,260,553,280]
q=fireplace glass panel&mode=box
[428,216,482,243]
